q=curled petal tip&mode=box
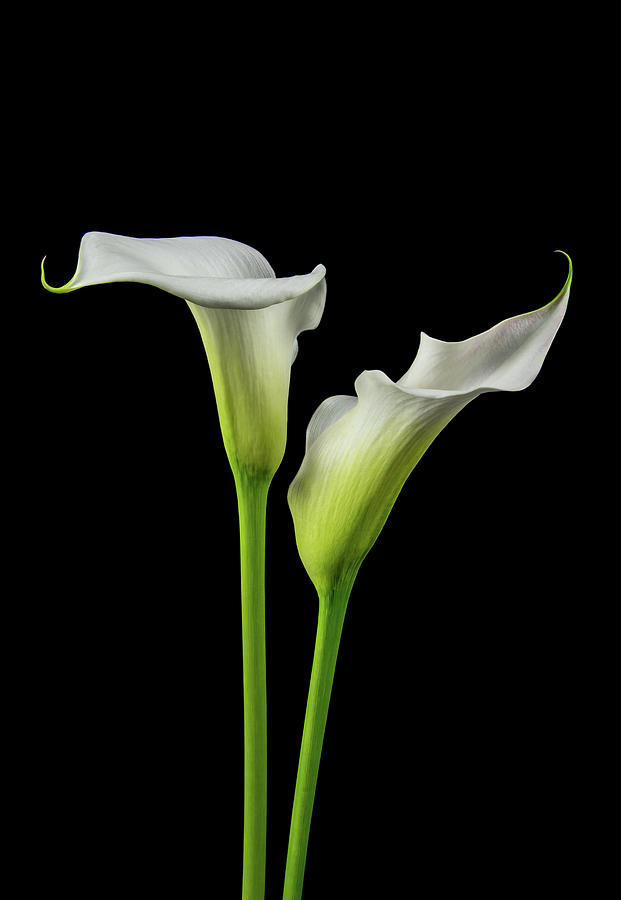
[547,251,572,301]
[560,249,572,274]
[40,255,75,293]
[40,255,50,289]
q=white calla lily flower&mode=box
[282,255,571,900]
[288,253,571,596]
[42,231,327,900]
[41,231,327,478]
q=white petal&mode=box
[398,253,571,395]
[41,231,326,310]
[305,395,358,450]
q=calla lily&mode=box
[289,252,571,596]
[42,231,327,900]
[41,232,327,478]
[282,254,571,900]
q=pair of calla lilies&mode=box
[42,233,571,899]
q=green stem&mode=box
[282,583,353,900]
[236,471,270,900]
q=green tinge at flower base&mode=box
[42,231,327,900]
[282,253,571,900]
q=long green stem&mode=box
[282,584,353,900]
[236,471,270,900]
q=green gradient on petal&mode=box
[288,254,571,595]
[40,257,79,293]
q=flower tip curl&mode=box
[41,255,76,294]
[40,255,51,289]
[553,249,572,270]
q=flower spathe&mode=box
[288,254,572,596]
[41,231,327,478]
[42,231,328,899]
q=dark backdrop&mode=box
[20,17,612,899]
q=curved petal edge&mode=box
[41,232,326,310]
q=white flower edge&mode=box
[41,231,326,310]
[305,252,572,452]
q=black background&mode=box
[17,10,613,899]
